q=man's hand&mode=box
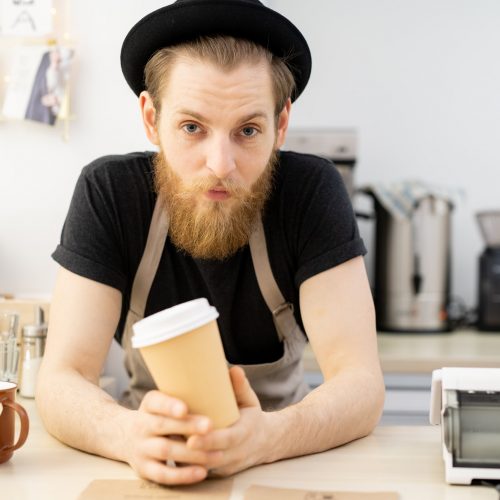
[185,366,272,477]
[125,391,218,485]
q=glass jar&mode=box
[20,309,47,398]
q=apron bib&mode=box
[120,198,310,411]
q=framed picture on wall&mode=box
[2,43,74,126]
[0,0,53,37]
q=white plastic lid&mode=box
[131,298,219,348]
[0,380,16,390]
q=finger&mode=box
[229,366,260,408]
[143,437,214,466]
[138,459,207,485]
[187,425,244,452]
[139,390,188,418]
[145,413,212,438]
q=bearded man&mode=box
[37,0,385,486]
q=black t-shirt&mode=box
[52,150,366,364]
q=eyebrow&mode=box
[175,109,269,124]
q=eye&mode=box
[182,123,201,134]
[240,126,258,138]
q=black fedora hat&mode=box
[120,0,311,101]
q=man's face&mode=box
[143,56,290,259]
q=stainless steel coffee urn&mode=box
[365,189,453,332]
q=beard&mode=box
[153,148,278,260]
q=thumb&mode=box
[229,366,261,409]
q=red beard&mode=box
[153,149,278,260]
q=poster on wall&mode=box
[0,0,53,37]
[2,44,73,125]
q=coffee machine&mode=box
[476,211,500,331]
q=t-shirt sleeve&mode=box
[288,155,366,288]
[52,161,128,293]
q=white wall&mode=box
[1,0,500,309]
[274,0,500,308]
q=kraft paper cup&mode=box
[131,298,239,429]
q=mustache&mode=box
[173,176,251,202]
[153,148,279,210]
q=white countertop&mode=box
[1,397,497,500]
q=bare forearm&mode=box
[263,367,385,463]
[36,366,132,462]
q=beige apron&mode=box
[120,198,310,411]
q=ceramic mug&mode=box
[0,381,29,464]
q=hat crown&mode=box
[121,0,311,101]
[175,0,263,4]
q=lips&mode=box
[205,188,230,201]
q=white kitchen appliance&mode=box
[430,367,500,484]
[282,128,357,198]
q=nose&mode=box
[205,135,237,179]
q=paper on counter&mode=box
[78,478,233,500]
[244,485,399,500]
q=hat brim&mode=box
[120,0,311,101]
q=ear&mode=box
[275,98,292,150]
[139,91,160,145]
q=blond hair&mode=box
[144,36,295,119]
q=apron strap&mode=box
[248,218,299,341]
[129,197,169,316]
[129,197,298,342]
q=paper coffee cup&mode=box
[131,298,239,428]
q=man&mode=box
[37,0,384,486]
